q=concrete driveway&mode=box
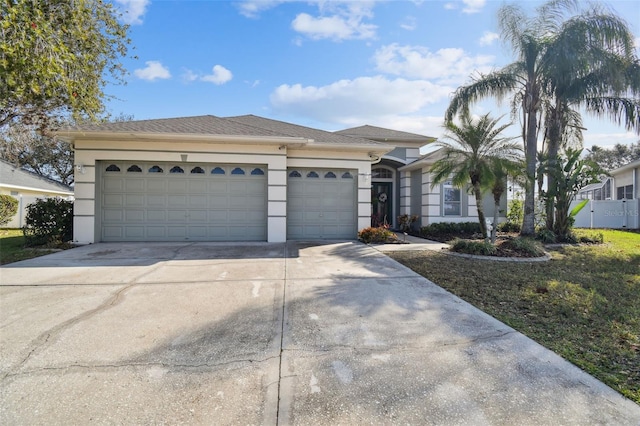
[1,241,638,425]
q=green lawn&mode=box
[389,229,640,404]
[0,229,60,265]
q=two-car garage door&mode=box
[99,162,267,242]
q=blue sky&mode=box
[108,0,640,150]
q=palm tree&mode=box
[431,113,521,240]
[445,0,640,236]
[487,158,524,243]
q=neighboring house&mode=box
[573,159,640,229]
[57,114,504,244]
[0,159,74,228]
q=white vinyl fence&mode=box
[570,199,640,230]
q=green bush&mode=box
[0,194,18,226]
[500,237,545,257]
[497,221,521,233]
[358,226,396,243]
[578,232,604,244]
[23,198,73,246]
[506,198,524,227]
[420,221,481,238]
[536,228,557,244]
[450,239,497,256]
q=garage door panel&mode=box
[167,210,186,221]
[189,210,207,222]
[168,195,187,206]
[125,194,144,206]
[147,180,166,192]
[287,169,356,240]
[168,180,188,192]
[147,195,165,206]
[189,180,208,193]
[124,179,145,192]
[104,194,124,206]
[103,210,123,221]
[147,210,166,221]
[104,179,124,191]
[124,210,144,222]
[146,227,165,238]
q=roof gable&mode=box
[0,160,73,194]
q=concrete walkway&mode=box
[1,241,638,425]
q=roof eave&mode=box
[0,183,73,195]
[56,130,311,147]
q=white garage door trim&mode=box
[98,161,267,242]
[287,168,357,240]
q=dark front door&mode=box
[371,182,392,227]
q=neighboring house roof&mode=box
[335,125,436,147]
[610,158,640,176]
[0,160,73,195]
[578,180,609,193]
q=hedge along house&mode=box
[57,115,392,244]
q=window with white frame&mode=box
[443,180,461,216]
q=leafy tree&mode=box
[0,0,132,133]
[0,194,18,226]
[585,142,640,171]
[431,113,521,240]
[537,149,602,241]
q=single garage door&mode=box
[99,161,267,242]
[287,168,357,239]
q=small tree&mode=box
[0,194,19,226]
[431,113,520,240]
[538,149,602,241]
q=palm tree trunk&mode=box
[473,182,488,240]
[521,99,539,236]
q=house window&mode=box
[105,164,120,172]
[231,167,245,175]
[617,185,633,199]
[211,167,225,175]
[289,170,301,178]
[170,166,184,174]
[127,165,142,172]
[324,171,336,178]
[342,172,353,179]
[148,165,163,173]
[372,167,393,179]
[251,168,265,175]
[443,181,461,216]
[190,167,205,174]
[307,171,319,178]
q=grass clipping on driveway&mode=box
[389,229,640,404]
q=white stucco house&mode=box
[0,159,74,228]
[57,114,505,244]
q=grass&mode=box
[389,229,640,404]
[0,229,60,265]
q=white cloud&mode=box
[478,31,499,46]
[114,0,150,25]
[201,65,233,85]
[583,131,639,150]
[400,16,417,31]
[134,61,171,81]
[270,76,453,124]
[236,0,287,18]
[373,43,495,84]
[181,69,198,83]
[291,1,377,41]
[462,0,486,14]
[443,0,486,14]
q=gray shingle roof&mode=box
[225,115,386,147]
[335,125,434,142]
[0,160,73,193]
[64,115,286,137]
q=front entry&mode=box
[371,182,392,227]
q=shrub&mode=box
[0,194,18,226]
[578,232,604,244]
[450,239,497,256]
[536,228,557,244]
[398,214,419,232]
[420,221,481,238]
[506,198,523,227]
[23,198,73,246]
[497,221,521,233]
[500,237,545,257]
[358,226,396,243]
